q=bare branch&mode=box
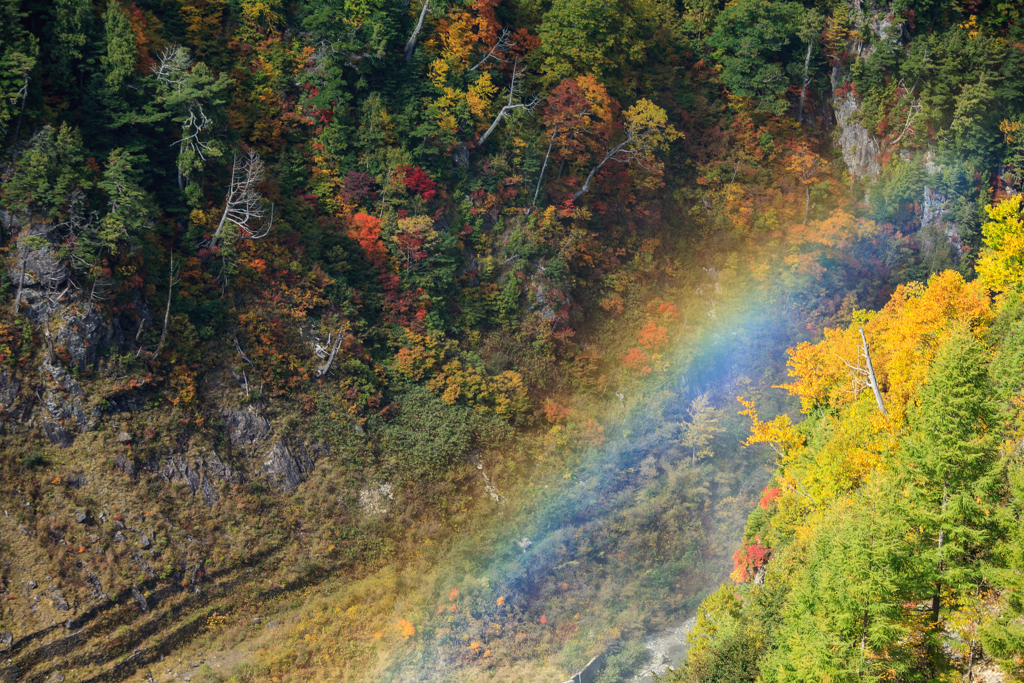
[207,150,274,249]
[153,252,180,360]
[469,29,515,72]
[476,64,540,146]
[860,327,888,416]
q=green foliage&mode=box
[381,386,509,478]
[707,0,808,116]
[1,124,90,219]
[102,0,137,92]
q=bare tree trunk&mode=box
[797,40,813,124]
[316,322,346,377]
[532,127,557,207]
[860,327,887,416]
[154,253,176,359]
[14,73,28,142]
[573,140,627,200]
[403,0,430,62]
[12,253,27,314]
[931,476,948,628]
[804,184,811,226]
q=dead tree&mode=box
[532,125,557,207]
[403,0,430,62]
[208,150,273,249]
[153,252,180,360]
[836,327,888,416]
[573,119,663,200]
[11,246,27,314]
[859,327,887,416]
[797,40,813,124]
[476,64,540,146]
[315,322,346,377]
[469,29,515,71]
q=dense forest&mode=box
[1,0,1023,681]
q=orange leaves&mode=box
[637,321,668,350]
[348,213,389,268]
[542,401,570,424]
[392,329,443,382]
[621,347,652,376]
[397,619,416,639]
[784,144,830,185]
[544,77,617,163]
[427,0,502,69]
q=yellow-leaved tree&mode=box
[977,194,1024,293]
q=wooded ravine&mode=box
[2,0,1024,681]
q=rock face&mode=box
[832,68,882,179]
[40,361,95,436]
[160,448,240,505]
[55,310,115,371]
[224,406,272,453]
[42,421,75,447]
[359,483,394,516]
[262,439,328,492]
[0,371,18,410]
[0,370,24,431]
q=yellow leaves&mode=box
[976,194,1024,294]
[496,596,505,606]
[623,99,682,151]
[426,360,527,416]
[779,270,992,424]
[393,328,443,382]
[1000,118,1024,144]
[466,72,497,118]
[394,215,440,251]
[737,396,804,464]
[429,59,450,89]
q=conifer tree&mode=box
[897,328,1000,637]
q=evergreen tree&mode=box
[897,327,1001,639]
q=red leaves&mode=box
[340,172,378,206]
[731,536,771,583]
[759,486,781,509]
[396,165,437,202]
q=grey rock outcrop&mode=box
[40,361,94,434]
[42,421,75,447]
[160,448,240,505]
[832,74,881,179]
[261,439,327,492]
[224,406,271,453]
[55,311,113,370]
[0,371,19,410]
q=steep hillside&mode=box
[1,0,1022,681]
